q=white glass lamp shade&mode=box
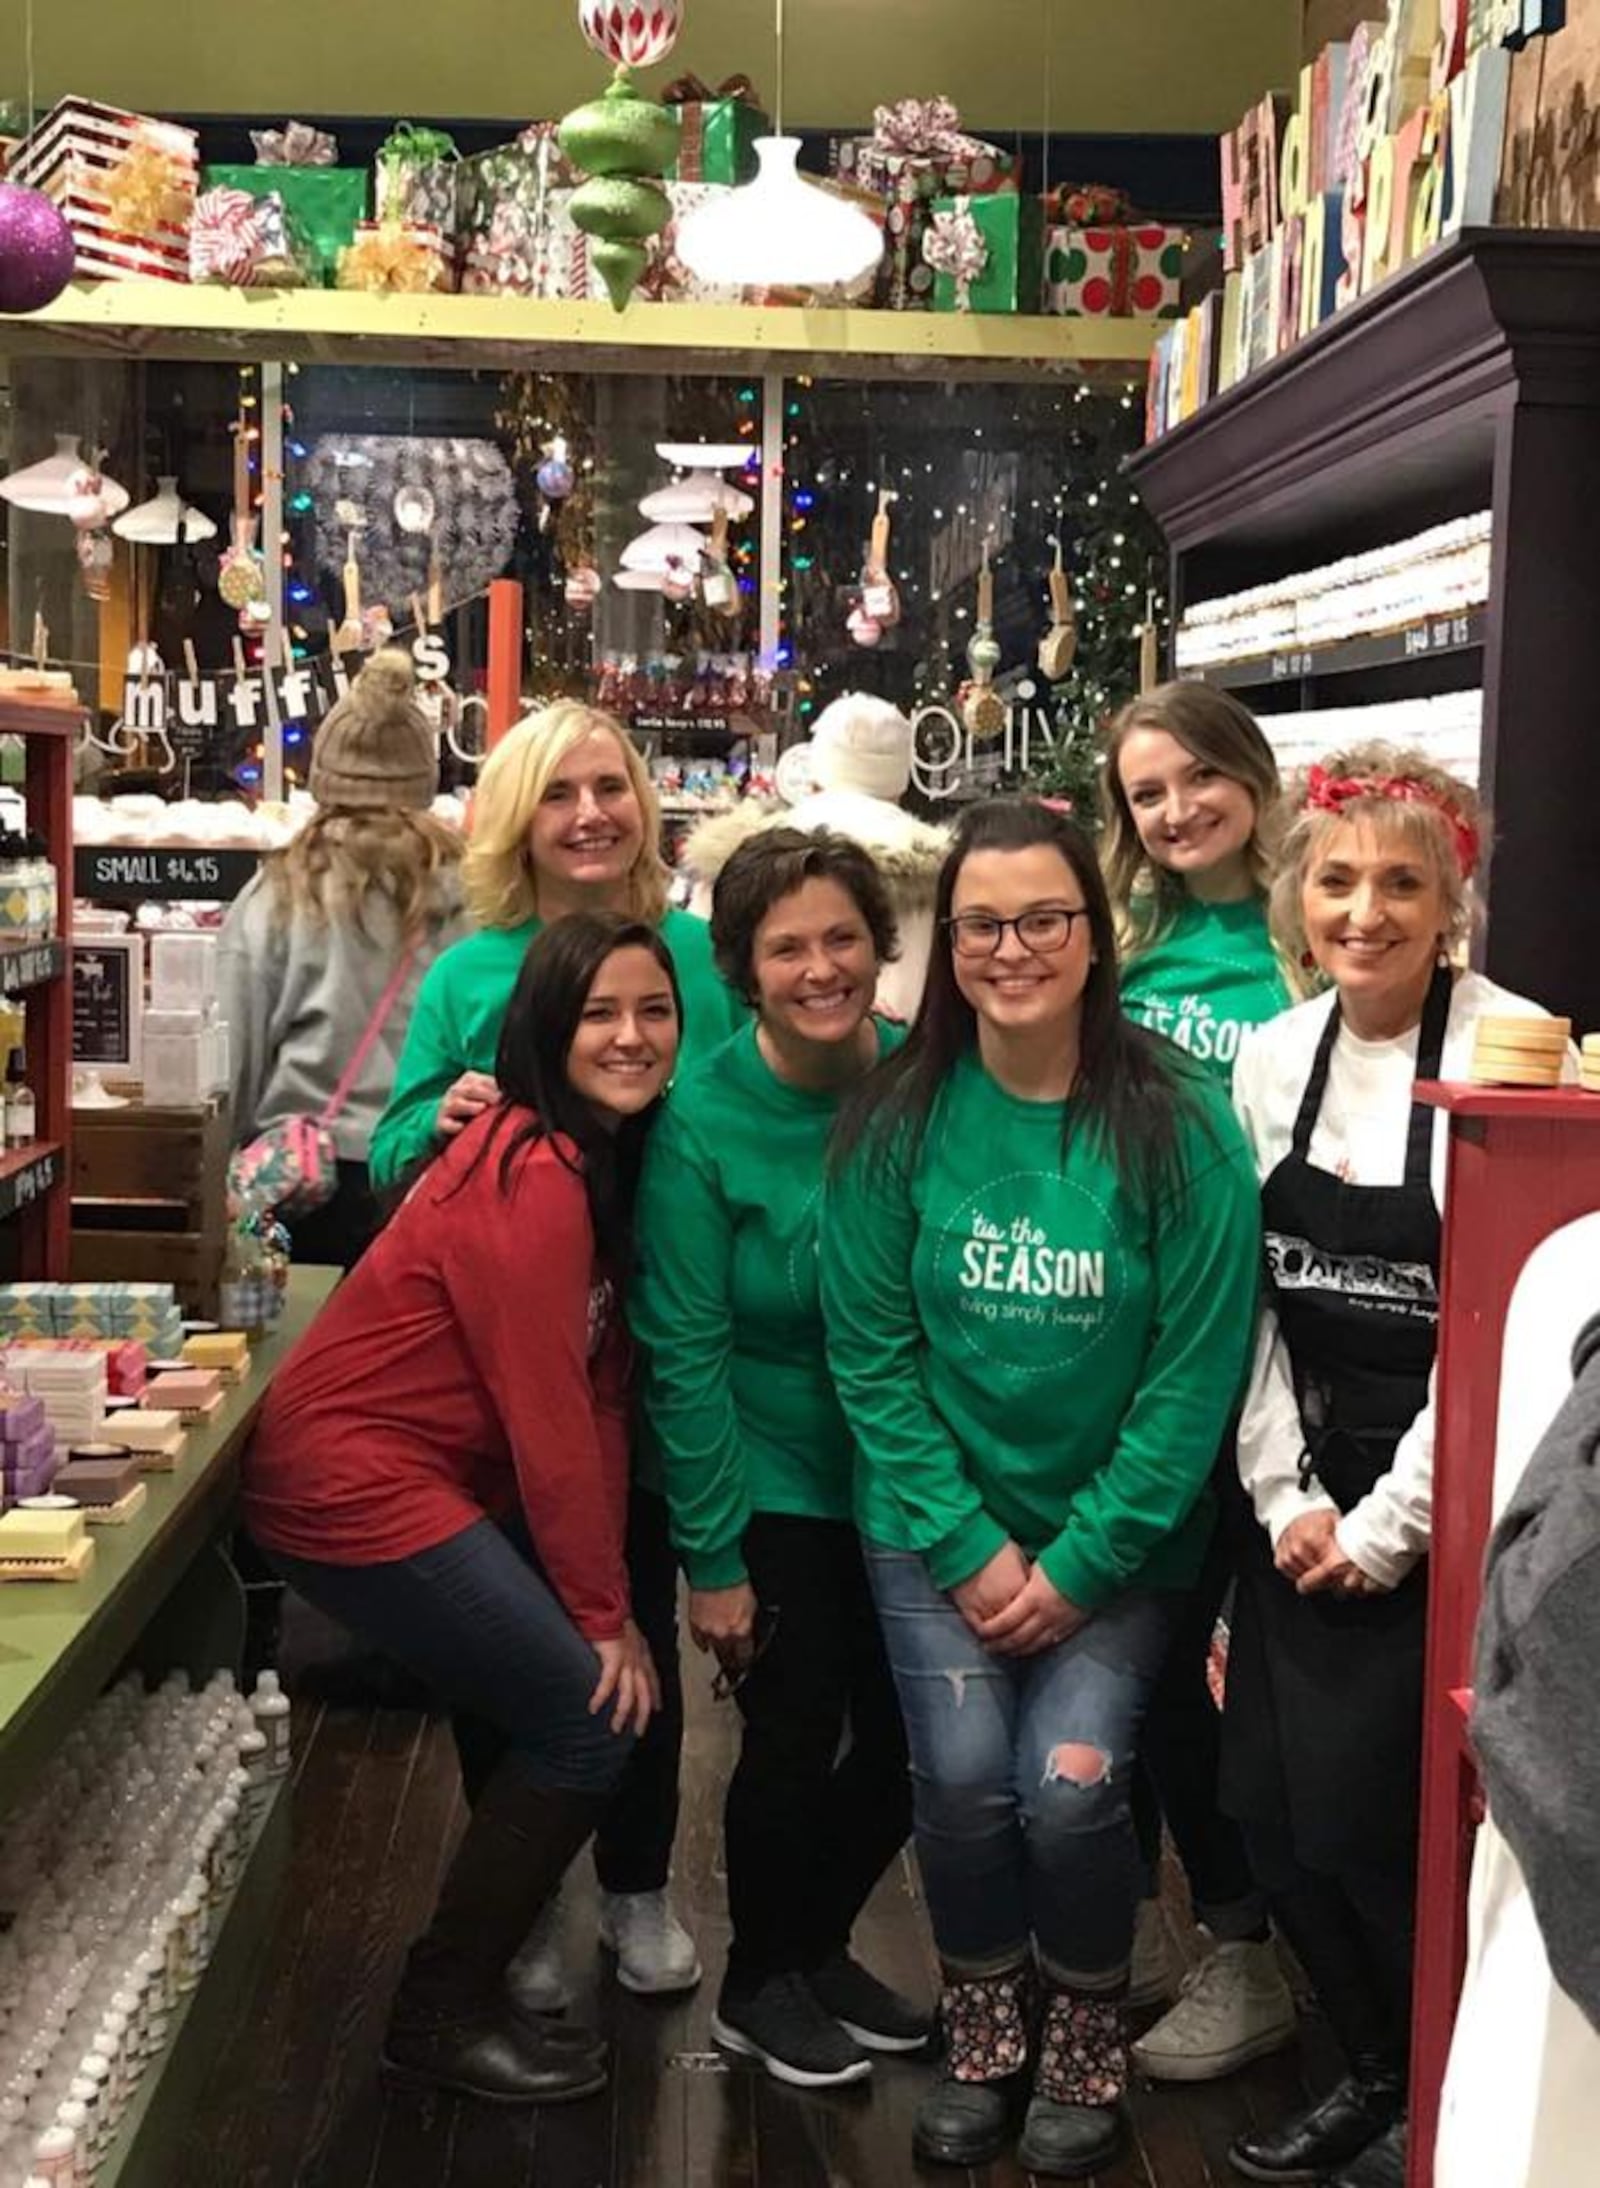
[620,521,707,574]
[613,569,666,593]
[112,477,218,545]
[0,433,84,512]
[676,137,884,290]
[639,472,755,524]
[655,442,755,470]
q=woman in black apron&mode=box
[1219,747,1565,2188]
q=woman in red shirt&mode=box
[243,913,681,2107]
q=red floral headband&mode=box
[1304,764,1481,881]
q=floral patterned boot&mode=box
[911,1965,1032,2169]
[1016,1989,1127,2178]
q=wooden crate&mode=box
[70,1095,231,1319]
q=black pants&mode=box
[284,1159,381,1273]
[455,1487,684,1895]
[723,1513,913,1991]
[1133,1495,1270,1937]
[1243,1811,1415,2074]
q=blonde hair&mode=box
[463,702,669,931]
[266,809,463,943]
[1270,740,1483,966]
[1101,681,1285,953]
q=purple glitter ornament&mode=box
[536,455,576,501]
[0,185,76,314]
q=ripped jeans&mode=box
[866,1547,1174,1992]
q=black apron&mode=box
[1222,965,1450,1873]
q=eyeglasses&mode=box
[710,1605,782,1702]
[944,907,1091,958]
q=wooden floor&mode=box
[170,1619,1335,2188]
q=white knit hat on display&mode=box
[789,693,914,805]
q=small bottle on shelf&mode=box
[5,1043,35,1149]
[250,1671,292,1776]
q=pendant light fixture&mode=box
[639,472,755,524]
[675,0,883,292]
[112,476,218,546]
[620,520,709,574]
[0,433,127,515]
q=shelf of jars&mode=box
[0,282,1163,379]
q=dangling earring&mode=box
[1300,949,1315,971]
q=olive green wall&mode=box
[8,0,1301,133]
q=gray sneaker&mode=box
[597,1888,702,1996]
[1131,1938,1297,2083]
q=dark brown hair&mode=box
[711,827,900,1004]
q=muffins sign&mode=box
[579,0,682,70]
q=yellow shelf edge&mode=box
[0,281,1161,377]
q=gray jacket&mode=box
[1474,1309,1600,2034]
[218,864,470,1164]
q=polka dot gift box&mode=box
[1042,222,1185,319]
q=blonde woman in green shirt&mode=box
[632,830,925,2091]
[1101,682,1300,2085]
[822,799,1260,2177]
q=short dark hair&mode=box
[710,828,900,1003]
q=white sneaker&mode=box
[505,1891,573,2016]
[1129,1897,1180,2009]
[598,1888,702,1996]
[1131,1938,1298,2083]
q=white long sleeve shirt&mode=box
[1232,970,1575,1589]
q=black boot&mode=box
[382,1766,610,2105]
[1322,2117,1407,2188]
[1017,1986,1126,2178]
[912,1965,1031,2168]
[1228,2058,1405,2183]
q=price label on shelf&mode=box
[75,847,260,904]
[0,1146,59,1220]
[0,940,65,995]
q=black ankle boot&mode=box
[1323,2117,1408,2188]
[382,1769,610,2105]
[1228,2057,1404,2183]
[1017,1985,1126,2177]
[912,1965,1031,2167]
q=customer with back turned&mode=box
[822,799,1261,2178]
[241,914,680,2107]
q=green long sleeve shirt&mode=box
[631,1018,905,1588]
[1120,895,1292,1090]
[368,905,743,1189]
[820,1050,1261,1610]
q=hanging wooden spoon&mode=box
[861,486,901,627]
[1139,587,1161,694]
[701,506,740,618]
[217,418,267,613]
[1038,532,1079,681]
[331,504,365,655]
[962,539,1006,740]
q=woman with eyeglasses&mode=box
[821,800,1260,2178]
[631,829,925,2091]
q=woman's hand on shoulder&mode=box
[436,1069,499,1139]
[589,1618,660,1736]
[974,1557,1089,1656]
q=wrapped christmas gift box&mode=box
[203,124,365,286]
[459,179,587,298]
[456,123,583,287]
[189,184,307,286]
[926,191,1044,315]
[337,218,455,295]
[374,122,459,234]
[662,73,767,185]
[834,96,1020,200]
[8,96,197,282]
[1042,223,1185,317]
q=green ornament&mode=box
[570,175,670,243]
[558,72,678,179]
[592,237,651,312]
[967,629,1002,680]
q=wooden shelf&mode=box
[1184,607,1487,691]
[0,1265,337,1824]
[0,280,1160,380]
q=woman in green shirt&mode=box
[371,700,741,2009]
[822,799,1260,2178]
[1101,682,1300,2085]
[632,830,925,2091]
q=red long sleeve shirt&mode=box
[241,1110,633,1640]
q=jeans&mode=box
[722,1515,912,1991]
[268,1515,635,1797]
[1133,1470,1270,1938]
[453,1488,684,1894]
[867,1547,1174,1993]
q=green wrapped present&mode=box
[926,191,1043,314]
[662,73,767,185]
[200,164,367,285]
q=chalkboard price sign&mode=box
[75,846,259,904]
[72,937,143,1075]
